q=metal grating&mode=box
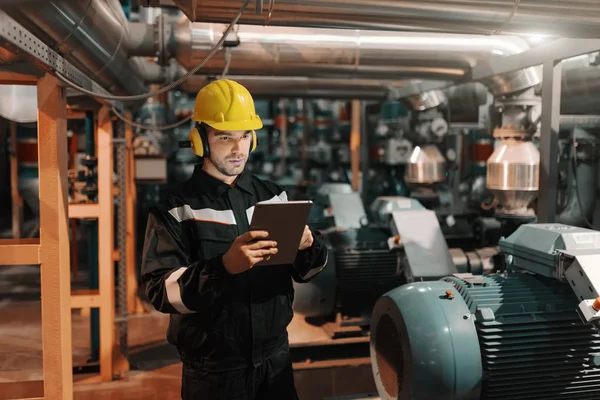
[336,249,402,294]
[445,273,600,400]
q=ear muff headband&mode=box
[189,123,259,158]
[250,130,258,152]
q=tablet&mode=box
[249,200,313,266]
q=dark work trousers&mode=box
[181,348,299,400]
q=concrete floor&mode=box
[0,265,378,399]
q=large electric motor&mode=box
[370,223,600,400]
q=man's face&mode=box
[206,128,253,177]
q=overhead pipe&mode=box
[178,0,600,39]
[180,75,394,100]
[171,19,532,81]
[2,0,147,96]
[125,16,536,83]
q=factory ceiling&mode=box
[0,0,599,114]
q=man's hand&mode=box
[222,230,278,275]
[298,225,314,251]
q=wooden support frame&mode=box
[97,106,116,381]
[0,73,74,400]
[64,106,118,382]
[0,76,131,399]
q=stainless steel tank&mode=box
[486,139,539,213]
[405,145,446,184]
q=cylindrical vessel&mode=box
[405,145,446,184]
[486,139,539,213]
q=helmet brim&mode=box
[202,118,263,132]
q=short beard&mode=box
[209,155,247,177]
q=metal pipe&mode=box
[169,17,532,82]
[128,23,157,57]
[177,0,600,38]
[179,75,393,99]
[401,54,600,113]
[3,0,147,95]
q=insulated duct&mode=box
[2,0,147,95]
[165,17,533,82]
[403,53,600,117]
[174,0,600,39]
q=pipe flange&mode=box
[494,96,541,109]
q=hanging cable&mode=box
[221,47,232,78]
[52,0,253,103]
[111,107,193,131]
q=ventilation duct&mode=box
[174,0,600,38]
[403,53,600,116]
[2,0,147,96]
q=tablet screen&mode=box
[249,201,313,266]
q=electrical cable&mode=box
[52,0,253,103]
[111,106,192,131]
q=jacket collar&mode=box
[191,163,253,201]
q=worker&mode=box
[140,79,328,400]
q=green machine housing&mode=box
[369,223,600,400]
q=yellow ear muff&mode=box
[189,126,205,157]
[250,130,258,152]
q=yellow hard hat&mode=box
[192,79,263,131]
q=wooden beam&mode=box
[125,112,140,315]
[0,71,39,85]
[0,238,40,265]
[68,203,100,219]
[0,380,44,399]
[70,289,101,309]
[37,73,73,399]
[97,105,115,382]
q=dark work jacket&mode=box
[140,165,328,371]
